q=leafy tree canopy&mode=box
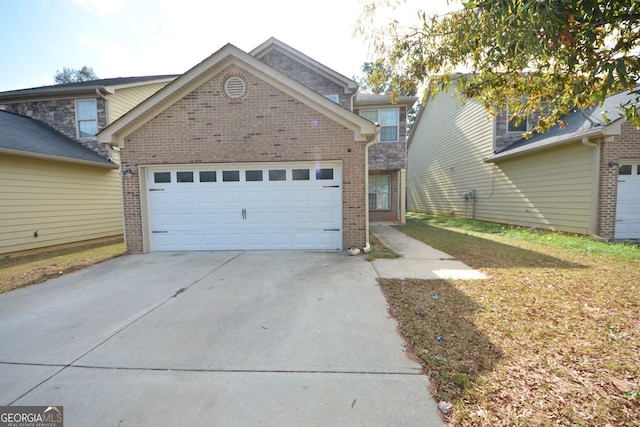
[54,66,98,84]
[354,60,418,98]
[356,0,640,133]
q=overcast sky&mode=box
[0,0,456,92]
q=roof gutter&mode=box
[0,147,118,169]
[581,136,610,240]
[485,127,607,163]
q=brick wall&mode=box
[258,50,353,109]
[597,122,640,239]
[3,98,110,158]
[120,65,368,252]
[355,106,408,170]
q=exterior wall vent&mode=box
[224,77,246,98]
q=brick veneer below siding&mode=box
[120,65,368,253]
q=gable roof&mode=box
[0,110,116,168]
[0,75,178,102]
[487,88,638,162]
[251,37,358,95]
[97,42,378,147]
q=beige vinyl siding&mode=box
[408,92,495,217]
[408,91,594,234]
[0,155,123,254]
[109,82,171,122]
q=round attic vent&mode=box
[224,76,246,98]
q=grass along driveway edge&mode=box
[382,213,639,426]
[0,238,127,294]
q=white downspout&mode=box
[358,125,381,255]
[582,137,604,239]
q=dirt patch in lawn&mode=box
[0,238,127,294]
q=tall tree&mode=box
[356,0,640,133]
[354,60,417,97]
[54,66,98,84]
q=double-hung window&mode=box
[76,99,98,138]
[360,108,399,142]
[369,175,391,210]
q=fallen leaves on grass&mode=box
[381,218,640,426]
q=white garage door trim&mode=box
[142,161,342,251]
[615,162,640,239]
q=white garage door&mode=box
[615,162,640,239]
[145,162,342,251]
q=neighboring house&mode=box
[407,88,640,240]
[0,111,121,254]
[0,76,176,254]
[97,38,413,253]
[0,75,177,160]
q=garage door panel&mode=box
[615,163,640,239]
[147,162,342,251]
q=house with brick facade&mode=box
[407,87,640,240]
[0,76,176,254]
[98,39,415,253]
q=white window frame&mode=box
[75,99,98,139]
[506,108,528,133]
[359,108,399,142]
[369,175,391,210]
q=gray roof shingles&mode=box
[0,110,115,166]
[497,88,639,155]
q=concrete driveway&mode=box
[0,250,443,426]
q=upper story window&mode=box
[325,94,339,103]
[507,109,528,133]
[75,99,98,138]
[359,108,399,142]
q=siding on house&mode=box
[408,91,595,234]
[408,92,494,215]
[0,155,123,254]
[487,145,594,234]
[109,82,172,122]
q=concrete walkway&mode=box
[370,223,488,280]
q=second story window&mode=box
[360,108,399,142]
[507,109,528,133]
[76,99,98,138]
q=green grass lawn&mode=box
[381,213,639,426]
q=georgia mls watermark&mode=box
[0,406,63,427]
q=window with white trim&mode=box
[359,108,399,142]
[76,99,98,138]
[369,175,391,210]
[507,108,528,133]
